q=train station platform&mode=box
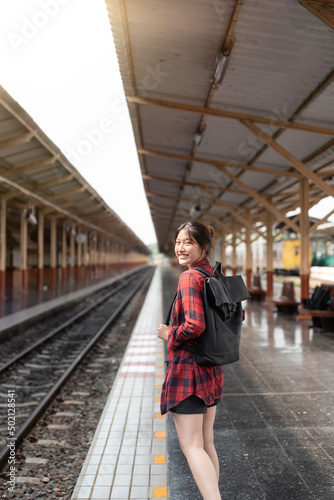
[71,265,167,500]
[71,264,334,500]
[0,267,144,335]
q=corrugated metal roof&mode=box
[106,0,334,251]
[0,86,149,255]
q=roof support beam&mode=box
[0,131,34,150]
[1,156,58,178]
[241,120,334,198]
[0,174,114,239]
[35,175,74,191]
[139,148,302,179]
[47,186,87,201]
[142,149,300,232]
[203,212,232,234]
[201,186,275,238]
[142,173,244,195]
[299,0,334,30]
[43,195,96,214]
[127,95,334,137]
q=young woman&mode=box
[157,221,223,500]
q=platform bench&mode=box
[298,308,334,333]
[248,275,266,301]
[272,281,300,315]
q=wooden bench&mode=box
[272,281,300,315]
[298,308,334,332]
[248,275,266,301]
[298,283,334,332]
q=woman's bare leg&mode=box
[203,406,219,481]
[173,413,221,500]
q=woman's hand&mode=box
[157,324,170,342]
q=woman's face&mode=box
[174,229,205,268]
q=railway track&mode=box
[0,266,153,471]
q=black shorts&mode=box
[171,395,221,414]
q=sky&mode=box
[0,0,333,248]
[0,0,157,245]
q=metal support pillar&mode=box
[300,179,310,301]
[0,198,6,299]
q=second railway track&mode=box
[0,266,154,471]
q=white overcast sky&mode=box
[0,0,157,245]
[0,0,333,247]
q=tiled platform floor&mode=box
[71,266,167,500]
[161,266,334,500]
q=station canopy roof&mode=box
[106,0,334,253]
[0,86,150,255]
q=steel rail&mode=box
[0,266,153,470]
[0,268,146,374]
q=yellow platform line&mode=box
[155,431,166,438]
[154,486,167,497]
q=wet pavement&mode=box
[161,265,334,500]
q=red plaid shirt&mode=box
[160,259,224,415]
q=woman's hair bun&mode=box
[207,225,215,239]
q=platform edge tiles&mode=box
[71,266,168,500]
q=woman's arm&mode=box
[167,271,206,351]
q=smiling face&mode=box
[175,229,207,268]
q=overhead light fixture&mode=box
[23,205,38,225]
[193,131,203,147]
[76,233,86,244]
[213,51,230,85]
[28,212,38,226]
[190,204,202,219]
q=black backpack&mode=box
[165,262,251,366]
[305,286,330,310]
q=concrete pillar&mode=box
[20,208,28,291]
[300,179,310,301]
[50,218,57,287]
[0,197,6,299]
[245,210,252,289]
[266,200,274,298]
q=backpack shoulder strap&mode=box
[212,261,223,277]
[165,291,177,326]
[191,267,212,277]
